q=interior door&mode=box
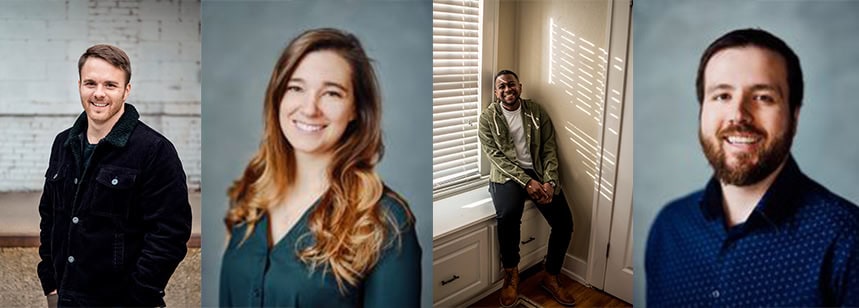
[584,0,632,303]
[602,34,633,301]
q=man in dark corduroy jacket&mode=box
[37,44,191,307]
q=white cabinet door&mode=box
[433,227,491,307]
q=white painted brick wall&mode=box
[0,0,201,191]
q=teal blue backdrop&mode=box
[634,0,859,306]
[200,1,432,306]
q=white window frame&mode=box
[432,0,498,200]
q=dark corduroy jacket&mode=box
[37,104,191,307]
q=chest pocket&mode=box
[44,163,69,211]
[491,116,513,152]
[91,165,139,218]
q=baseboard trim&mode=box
[562,253,589,286]
[0,234,202,248]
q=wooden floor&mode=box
[470,266,631,307]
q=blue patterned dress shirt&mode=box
[646,156,859,307]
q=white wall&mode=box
[0,0,201,191]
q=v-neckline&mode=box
[266,198,320,251]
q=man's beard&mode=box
[498,93,519,107]
[699,120,795,186]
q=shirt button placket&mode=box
[252,287,262,306]
[715,236,732,306]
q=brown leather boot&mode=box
[499,267,520,307]
[541,273,576,306]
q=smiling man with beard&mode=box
[37,44,191,307]
[645,29,859,307]
[478,70,575,307]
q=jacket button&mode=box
[111,178,118,185]
[67,256,75,263]
[53,173,58,179]
[72,217,79,224]
[73,178,78,185]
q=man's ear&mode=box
[792,107,801,130]
[123,83,131,102]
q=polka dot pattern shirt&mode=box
[646,157,859,307]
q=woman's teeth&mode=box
[295,121,324,132]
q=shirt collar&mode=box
[699,155,804,231]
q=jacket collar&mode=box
[492,98,531,115]
[492,98,539,124]
[64,103,140,149]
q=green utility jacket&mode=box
[478,99,560,193]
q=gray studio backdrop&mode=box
[633,0,859,306]
[200,1,432,306]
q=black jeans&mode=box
[489,169,573,274]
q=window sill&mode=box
[432,185,496,240]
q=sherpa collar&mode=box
[64,103,140,149]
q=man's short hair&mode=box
[78,44,132,85]
[695,28,803,114]
[495,69,519,82]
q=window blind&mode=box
[432,0,482,193]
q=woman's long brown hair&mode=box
[225,28,413,292]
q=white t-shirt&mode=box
[501,104,533,169]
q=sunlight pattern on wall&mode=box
[549,17,624,203]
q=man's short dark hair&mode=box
[495,69,519,82]
[78,44,132,85]
[695,28,803,114]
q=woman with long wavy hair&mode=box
[219,28,421,307]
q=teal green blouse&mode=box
[219,195,421,307]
